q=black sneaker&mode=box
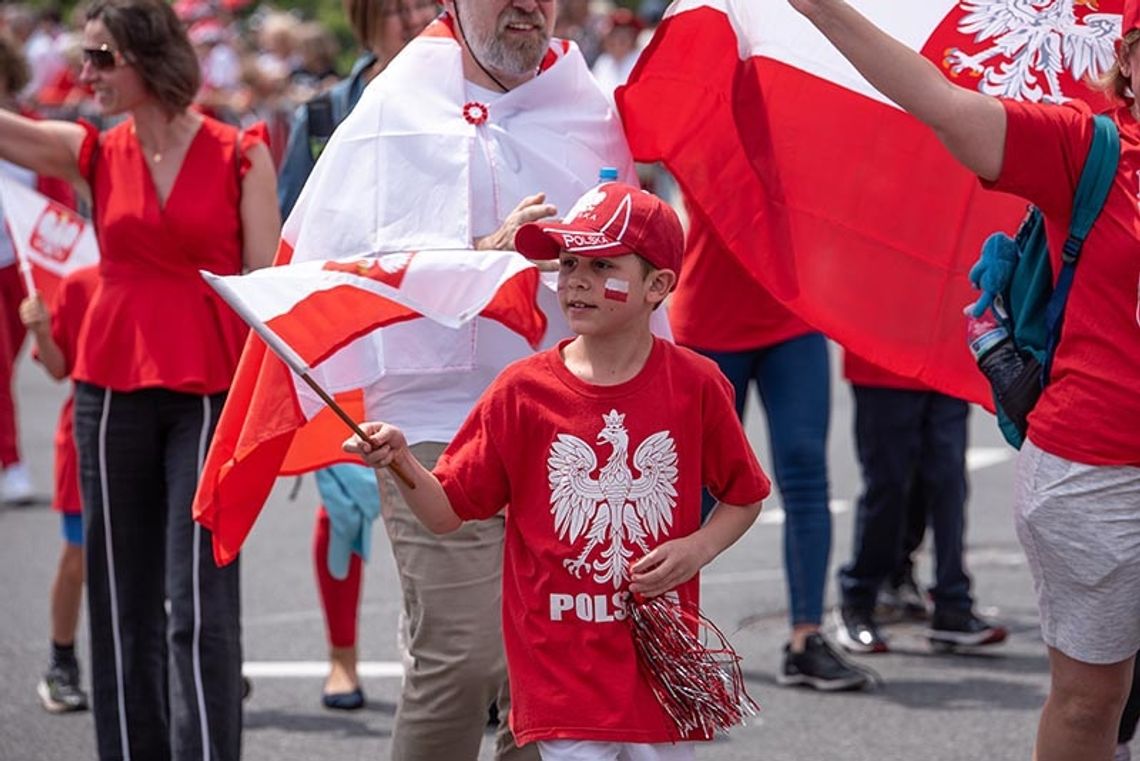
[876,573,930,623]
[928,608,1008,649]
[777,633,872,691]
[836,606,889,654]
[37,661,89,713]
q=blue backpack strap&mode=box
[1042,113,1119,381]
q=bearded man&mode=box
[278,0,636,758]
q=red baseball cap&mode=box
[514,182,684,274]
[1126,0,1140,36]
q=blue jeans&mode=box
[838,386,973,612]
[699,332,832,627]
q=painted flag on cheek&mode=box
[618,0,1120,404]
[604,277,631,303]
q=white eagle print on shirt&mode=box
[547,409,679,589]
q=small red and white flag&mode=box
[201,250,546,377]
[0,175,99,301]
[619,0,1121,404]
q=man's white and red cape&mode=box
[619,0,1120,403]
[193,17,633,565]
[0,176,99,301]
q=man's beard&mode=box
[466,7,549,79]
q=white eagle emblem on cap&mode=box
[943,0,1118,104]
[564,188,607,223]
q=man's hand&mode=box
[19,294,50,334]
[475,192,557,251]
[343,421,408,470]
[629,535,713,599]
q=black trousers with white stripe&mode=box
[75,383,242,761]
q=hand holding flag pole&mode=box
[293,371,415,489]
[202,271,415,490]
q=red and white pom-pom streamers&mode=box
[628,594,759,739]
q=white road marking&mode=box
[243,661,405,678]
[756,448,1013,527]
[966,446,1014,471]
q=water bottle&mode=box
[598,166,619,183]
[966,310,1025,394]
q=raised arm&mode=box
[0,111,87,187]
[239,141,282,272]
[790,0,1006,181]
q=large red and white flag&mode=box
[0,175,99,302]
[619,0,1120,403]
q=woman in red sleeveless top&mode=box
[0,1,279,758]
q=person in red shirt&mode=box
[345,184,770,759]
[0,1,280,758]
[793,1,1140,759]
[19,266,99,715]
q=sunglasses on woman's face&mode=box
[82,44,120,71]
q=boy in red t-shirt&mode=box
[19,265,98,714]
[346,184,770,760]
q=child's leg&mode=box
[38,512,88,713]
[312,505,363,698]
[51,515,85,647]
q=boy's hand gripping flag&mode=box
[0,176,99,302]
[618,0,1121,404]
[196,249,547,563]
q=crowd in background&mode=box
[0,0,668,167]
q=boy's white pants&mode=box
[537,740,696,761]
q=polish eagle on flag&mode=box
[0,175,99,302]
[618,0,1122,405]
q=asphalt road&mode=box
[0,341,1052,761]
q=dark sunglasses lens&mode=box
[83,48,116,70]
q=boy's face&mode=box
[556,252,673,336]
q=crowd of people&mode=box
[1,0,663,161]
[0,0,1137,760]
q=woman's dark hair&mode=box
[1098,29,1140,103]
[86,0,200,113]
[342,0,401,52]
[0,34,30,97]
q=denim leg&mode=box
[891,477,930,587]
[919,393,973,612]
[691,349,756,522]
[754,333,832,627]
[839,386,926,611]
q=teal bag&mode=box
[979,114,1119,448]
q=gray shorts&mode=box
[1014,439,1140,664]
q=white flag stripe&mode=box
[201,271,313,376]
[663,0,968,110]
[205,250,536,331]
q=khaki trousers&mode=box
[378,442,538,761]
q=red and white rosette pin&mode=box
[462,101,489,126]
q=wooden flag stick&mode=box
[297,372,416,490]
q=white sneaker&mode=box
[1,463,34,504]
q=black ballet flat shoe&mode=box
[321,687,365,711]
